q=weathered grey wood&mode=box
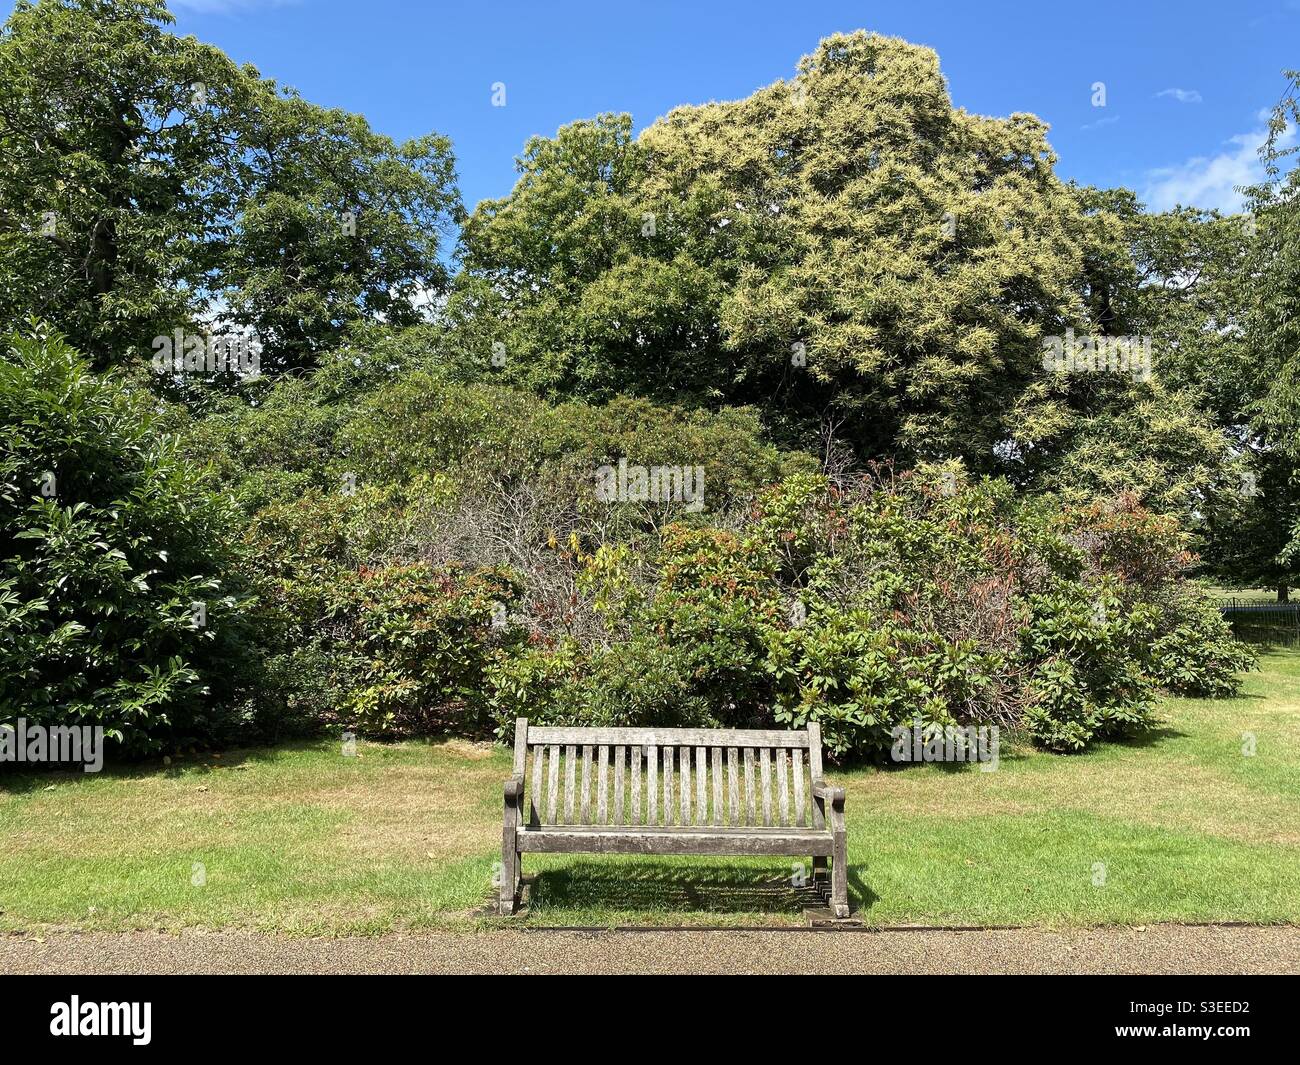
[530,741,543,827]
[500,777,520,914]
[760,747,772,827]
[564,744,576,825]
[777,747,790,826]
[547,744,560,824]
[597,745,609,825]
[500,719,528,913]
[580,744,593,824]
[631,745,642,825]
[696,747,707,827]
[727,747,739,826]
[793,748,805,828]
[711,747,723,827]
[807,723,826,830]
[663,746,675,827]
[646,744,658,825]
[743,748,756,826]
[506,719,848,918]
[679,745,691,825]
[613,746,624,826]
[512,718,529,777]
[826,782,849,917]
[518,828,835,856]
[529,726,810,748]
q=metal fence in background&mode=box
[1220,600,1300,646]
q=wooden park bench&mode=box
[499,719,849,917]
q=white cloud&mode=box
[1156,88,1203,104]
[1081,115,1120,132]
[1142,119,1296,213]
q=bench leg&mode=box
[499,829,519,916]
[830,832,849,918]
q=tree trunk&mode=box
[1278,584,1290,603]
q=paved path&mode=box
[3,925,1298,974]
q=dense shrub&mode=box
[165,355,1254,761]
[484,468,1254,760]
[324,562,525,737]
[0,329,259,753]
[1144,595,1257,698]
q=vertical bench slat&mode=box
[646,744,658,826]
[744,748,756,826]
[580,744,593,823]
[531,744,543,826]
[793,748,805,827]
[777,748,790,826]
[728,747,740,825]
[679,746,691,825]
[696,747,707,826]
[808,723,826,830]
[760,748,773,826]
[663,746,675,826]
[547,744,560,824]
[613,743,624,827]
[600,745,611,825]
[711,747,723,827]
[565,744,577,824]
[630,746,641,825]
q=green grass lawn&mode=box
[3,649,1298,934]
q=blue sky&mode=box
[117,1,1300,213]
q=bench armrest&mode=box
[811,778,844,806]
[504,774,525,802]
[811,776,846,837]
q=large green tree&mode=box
[0,0,239,365]
[0,0,460,372]
[454,31,1223,484]
[1015,191,1254,530]
[1233,70,1300,598]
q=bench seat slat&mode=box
[518,827,834,856]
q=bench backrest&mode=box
[511,722,826,830]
